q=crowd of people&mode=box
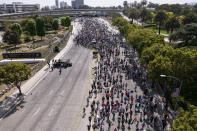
[74,17,169,131]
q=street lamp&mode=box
[160,75,166,77]
[160,74,183,110]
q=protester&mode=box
[76,17,168,131]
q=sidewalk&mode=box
[0,21,80,119]
[120,13,174,43]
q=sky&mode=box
[1,0,197,7]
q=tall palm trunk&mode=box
[158,22,161,34]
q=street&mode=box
[0,17,171,131]
[0,21,92,131]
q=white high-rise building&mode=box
[55,0,59,8]
[72,0,84,8]
[60,1,68,8]
[0,2,40,13]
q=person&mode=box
[59,67,62,75]
[89,116,92,123]
[87,124,91,131]
[83,107,86,114]
[47,61,50,68]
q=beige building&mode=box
[0,2,40,13]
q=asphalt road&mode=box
[0,44,92,131]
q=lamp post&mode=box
[160,74,183,110]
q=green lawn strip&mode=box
[189,46,197,50]
[145,26,168,34]
[0,54,2,60]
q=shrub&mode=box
[54,46,60,52]
[24,35,31,43]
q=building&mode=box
[71,0,76,8]
[72,0,84,8]
[55,0,59,8]
[50,5,57,10]
[60,1,68,8]
[0,2,40,13]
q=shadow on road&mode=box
[0,94,26,119]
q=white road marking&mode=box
[32,108,40,117]
[59,77,63,81]
[26,71,49,95]
[48,108,54,117]
[60,91,65,96]
[48,90,53,95]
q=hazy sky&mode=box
[1,0,196,7]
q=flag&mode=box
[172,88,180,97]
[134,117,137,121]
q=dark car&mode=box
[53,59,72,68]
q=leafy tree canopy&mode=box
[52,18,59,30]
[172,105,197,131]
[3,29,21,46]
[9,23,22,36]
[27,19,36,40]
[127,28,164,53]
[36,17,46,40]
[0,63,31,95]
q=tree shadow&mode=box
[0,94,26,119]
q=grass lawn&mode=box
[189,46,197,50]
[145,26,168,34]
[0,54,2,60]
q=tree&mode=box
[147,2,159,8]
[0,63,31,95]
[169,23,197,45]
[140,8,152,23]
[127,28,164,53]
[165,16,180,33]
[156,4,182,15]
[182,12,197,25]
[52,18,59,30]
[27,19,36,41]
[61,17,66,27]
[141,0,147,7]
[3,30,21,46]
[131,1,138,8]
[148,55,173,82]
[9,23,22,36]
[123,1,129,9]
[154,11,168,34]
[20,19,29,31]
[36,17,46,40]
[65,16,71,27]
[128,8,139,22]
[192,4,197,14]
[172,105,197,131]
[112,17,136,36]
[181,6,191,15]
[42,16,53,31]
[141,43,165,65]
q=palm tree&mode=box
[141,0,147,7]
[123,1,129,9]
[165,17,180,33]
[154,11,168,34]
[129,8,139,23]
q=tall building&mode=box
[72,0,84,8]
[60,1,68,8]
[55,0,59,8]
[0,2,40,13]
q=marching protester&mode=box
[75,17,168,131]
